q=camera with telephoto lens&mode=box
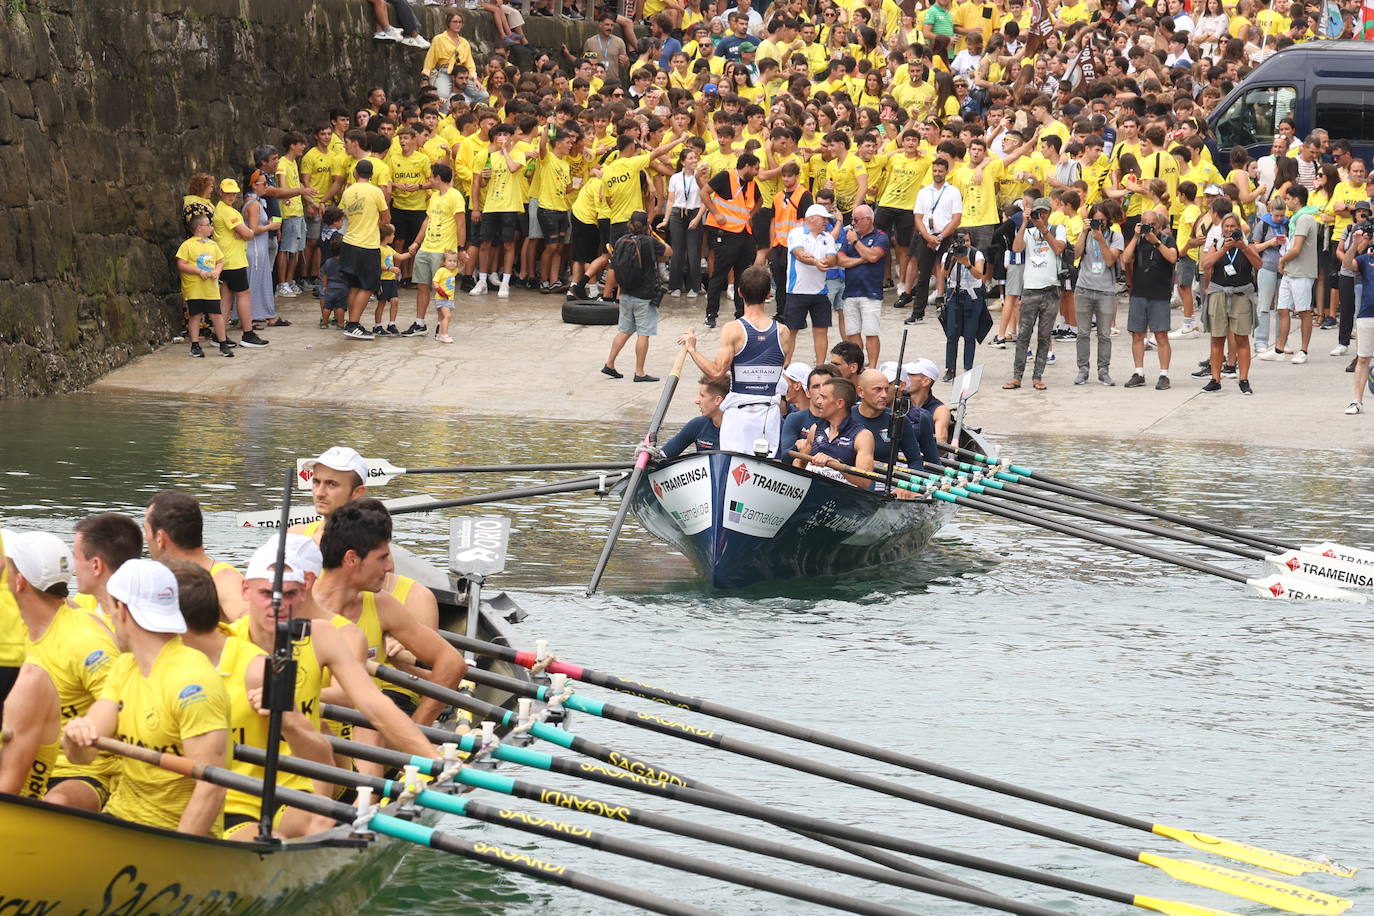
[1229,229,1245,242]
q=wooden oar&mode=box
[237,745,928,916]
[795,453,1368,604]
[417,662,1354,915]
[434,629,1359,880]
[318,707,1256,916]
[93,737,713,916]
[586,342,691,596]
[308,732,1063,916]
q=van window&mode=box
[1314,88,1374,143]
[1213,85,1298,150]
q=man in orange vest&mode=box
[698,152,762,328]
[769,161,813,322]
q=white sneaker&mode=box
[274,282,296,298]
[497,280,510,299]
[1330,344,1349,356]
[286,282,303,296]
[1346,401,1364,415]
[401,34,430,48]
[1256,348,1286,361]
[373,27,403,41]
[587,283,600,298]
[469,277,488,295]
[1290,350,1309,365]
[669,288,682,297]
[1144,338,1157,351]
[1168,324,1200,340]
[727,283,735,300]
[686,288,698,298]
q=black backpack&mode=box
[611,233,659,299]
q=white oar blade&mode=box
[1244,574,1369,604]
[293,457,404,489]
[233,495,434,529]
[1264,551,1374,592]
[449,515,512,578]
[1301,542,1374,567]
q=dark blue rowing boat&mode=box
[630,432,994,589]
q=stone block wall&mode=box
[0,0,592,398]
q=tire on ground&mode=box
[561,299,620,325]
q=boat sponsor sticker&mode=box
[647,456,712,535]
[722,459,810,538]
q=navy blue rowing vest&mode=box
[730,317,784,396]
[813,415,863,468]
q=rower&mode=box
[777,360,811,418]
[0,532,62,800]
[174,555,337,840]
[70,512,143,621]
[678,265,787,455]
[145,491,248,620]
[827,340,865,380]
[0,529,23,722]
[901,358,953,444]
[852,369,942,484]
[280,532,369,661]
[5,530,119,812]
[791,376,875,487]
[63,559,231,837]
[313,498,465,729]
[661,376,727,458]
[774,364,837,459]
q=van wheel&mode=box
[562,299,620,325]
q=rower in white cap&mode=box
[899,357,953,443]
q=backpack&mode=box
[611,233,659,299]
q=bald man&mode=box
[851,368,943,483]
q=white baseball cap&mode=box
[244,537,307,584]
[107,559,185,634]
[781,361,812,384]
[878,360,900,382]
[804,204,831,219]
[905,358,940,382]
[304,446,369,484]
[283,533,323,577]
[6,531,73,592]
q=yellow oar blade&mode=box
[1153,824,1358,878]
[1132,894,1243,916]
[1139,853,1353,915]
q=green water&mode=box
[2,392,1370,914]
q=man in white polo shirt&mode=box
[784,204,840,364]
[905,158,964,325]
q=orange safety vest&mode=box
[705,169,756,234]
[771,185,807,248]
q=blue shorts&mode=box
[323,286,348,310]
[279,216,306,253]
[618,294,658,336]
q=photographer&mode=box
[1333,200,1373,368]
[1121,211,1178,390]
[1002,197,1065,391]
[936,230,989,381]
[1073,207,1124,387]
[602,211,670,382]
[1199,212,1260,395]
[1338,222,1374,415]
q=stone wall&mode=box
[0,0,593,398]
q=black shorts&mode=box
[784,292,833,330]
[607,220,629,247]
[479,211,522,244]
[570,216,601,263]
[0,665,17,722]
[220,266,249,293]
[47,774,111,807]
[382,688,419,717]
[875,206,915,248]
[378,278,398,301]
[752,207,774,250]
[339,243,381,291]
[391,208,426,247]
[538,207,570,243]
[185,298,220,316]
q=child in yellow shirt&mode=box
[373,225,413,336]
[431,250,462,344]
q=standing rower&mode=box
[145,491,248,620]
[679,265,787,454]
[63,559,231,837]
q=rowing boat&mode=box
[630,431,996,589]
[0,544,532,916]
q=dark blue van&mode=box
[1207,41,1374,163]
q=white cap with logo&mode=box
[878,361,900,382]
[5,531,73,592]
[905,358,940,382]
[284,533,324,577]
[303,446,369,484]
[244,537,307,584]
[107,559,186,634]
[775,360,813,395]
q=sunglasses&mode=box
[612,91,625,97]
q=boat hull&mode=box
[631,451,956,588]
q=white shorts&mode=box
[1357,317,1374,359]
[719,394,781,455]
[840,297,882,337]
[1275,275,1313,312]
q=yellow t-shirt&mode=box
[432,266,460,303]
[1176,203,1203,254]
[572,176,606,225]
[1049,211,1084,245]
[349,155,392,189]
[603,152,654,223]
[422,136,452,168]
[956,157,1004,227]
[175,237,224,301]
[825,154,868,212]
[301,147,335,200]
[892,79,935,115]
[531,151,572,213]
[759,152,806,204]
[1330,180,1365,237]
[0,530,21,667]
[479,147,527,214]
[380,244,399,281]
[859,153,890,204]
[25,603,119,783]
[389,150,432,212]
[1056,0,1092,24]
[878,153,931,210]
[341,181,388,249]
[420,186,466,254]
[276,157,304,219]
[953,1,998,44]
[101,638,230,835]
[212,201,248,271]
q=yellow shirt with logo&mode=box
[349,155,392,190]
[878,153,931,210]
[420,186,466,254]
[479,147,527,214]
[1330,180,1365,237]
[824,154,868,212]
[341,181,388,249]
[955,157,1004,227]
[175,237,224,301]
[276,157,304,219]
[389,150,432,212]
[301,147,335,200]
[532,151,572,213]
[212,201,249,271]
[26,603,119,783]
[859,153,890,203]
[759,152,807,205]
[101,638,230,835]
[432,266,459,303]
[603,152,654,223]
[380,244,399,282]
